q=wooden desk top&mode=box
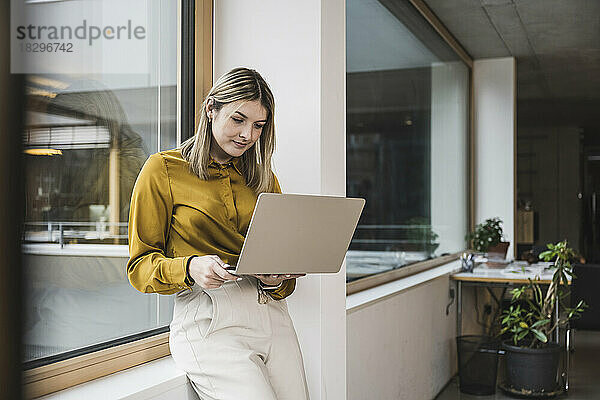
[451,262,570,285]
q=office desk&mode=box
[451,262,572,390]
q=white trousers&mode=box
[169,276,310,400]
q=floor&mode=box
[435,330,600,400]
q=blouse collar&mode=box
[208,155,243,175]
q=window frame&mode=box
[345,0,474,295]
[22,0,213,397]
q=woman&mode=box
[127,67,310,400]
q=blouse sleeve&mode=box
[126,153,196,295]
[263,172,297,300]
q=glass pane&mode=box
[21,0,178,364]
[346,0,469,282]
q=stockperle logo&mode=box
[15,19,146,46]
[11,0,150,74]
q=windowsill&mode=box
[22,243,129,257]
[346,252,461,295]
[346,259,461,312]
[39,356,188,400]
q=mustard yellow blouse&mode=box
[126,148,295,299]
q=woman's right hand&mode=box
[188,255,240,289]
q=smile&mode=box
[232,141,248,148]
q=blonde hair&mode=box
[179,67,277,194]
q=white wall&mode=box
[473,57,516,256]
[214,1,346,399]
[347,268,458,400]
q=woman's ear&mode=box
[205,98,214,119]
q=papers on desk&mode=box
[502,262,555,280]
[453,261,566,285]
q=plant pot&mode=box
[502,341,561,396]
[456,335,500,395]
[487,241,510,260]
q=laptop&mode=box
[225,193,365,275]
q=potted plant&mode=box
[499,240,587,396]
[466,217,509,260]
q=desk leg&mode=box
[565,327,570,392]
[555,298,560,343]
[457,281,462,337]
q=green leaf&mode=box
[531,319,551,328]
[561,271,568,286]
[531,329,548,343]
[517,330,529,341]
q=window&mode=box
[20,0,211,395]
[346,0,469,283]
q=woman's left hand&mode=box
[253,273,306,286]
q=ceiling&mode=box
[422,0,600,130]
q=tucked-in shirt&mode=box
[126,148,295,299]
